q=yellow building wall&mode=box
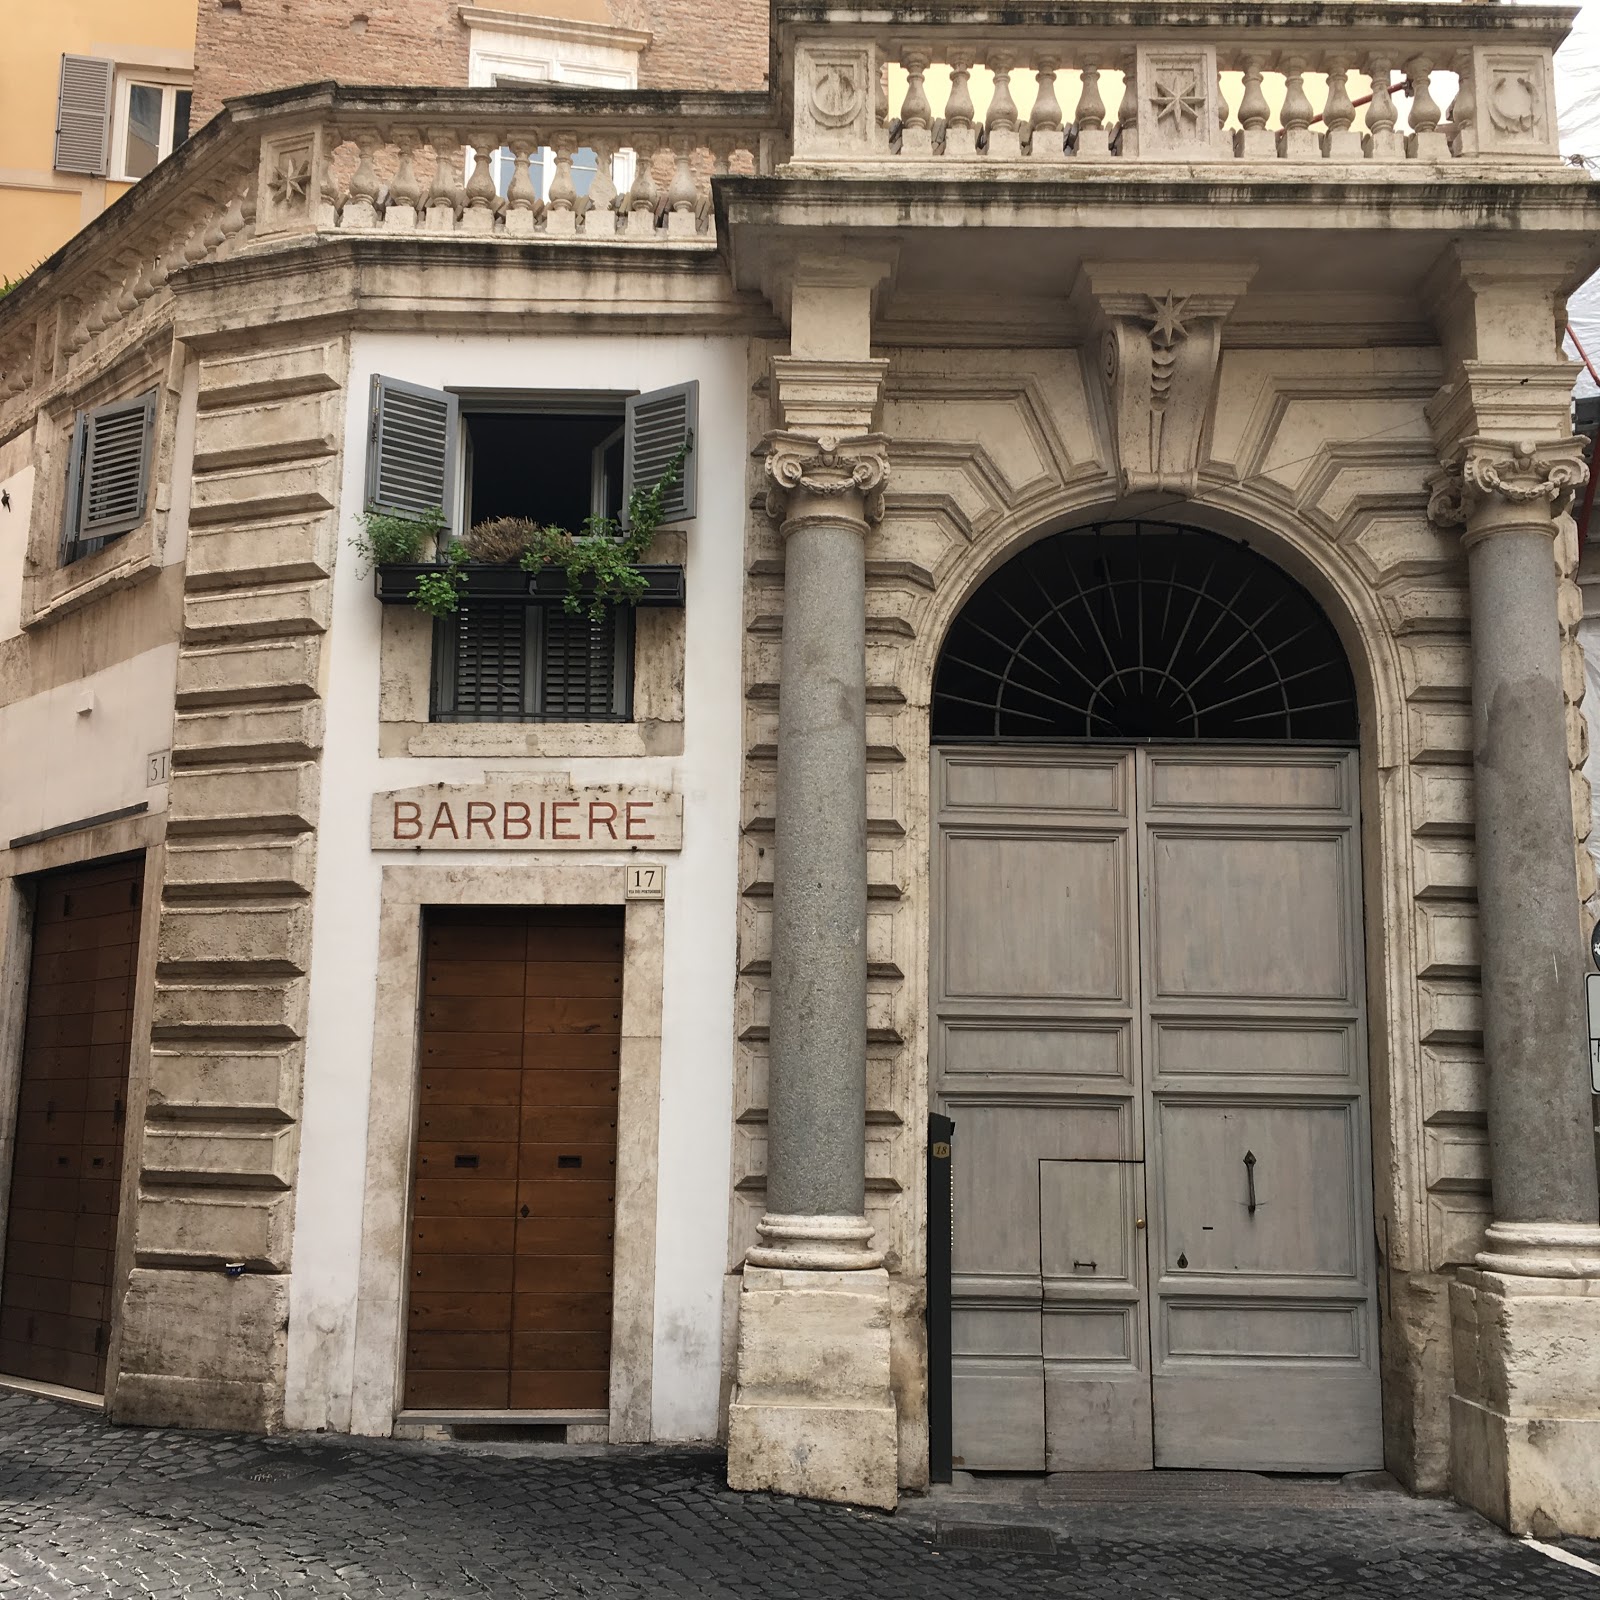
[0,0,195,283]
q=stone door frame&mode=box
[0,810,165,1408]
[349,861,664,1440]
[903,494,1434,1483]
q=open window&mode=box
[364,376,696,724]
[60,390,157,565]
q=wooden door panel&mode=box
[414,1142,519,1181]
[513,1255,612,1294]
[1139,749,1380,1472]
[510,1369,608,1409]
[410,1253,516,1293]
[405,905,622,1414]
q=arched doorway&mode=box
[930,521,1381,1473]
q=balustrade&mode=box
[291,117,773,244]
[870,44,1503,163]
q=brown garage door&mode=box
[405,906,622,1411]
[0,857,143,1394]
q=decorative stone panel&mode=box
[111,337,346,1433]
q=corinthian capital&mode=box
[763,430,890,527]
[1427,437,1588,531]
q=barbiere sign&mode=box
[371,783,682,852]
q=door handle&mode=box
[1072,1260,1097,1273]
[1135,1217,1146,1229]
[1244,1149,1258,1217]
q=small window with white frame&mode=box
[365,377,697,725]
[111,72,193,181]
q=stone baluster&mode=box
[503,136,544,236]
[424,131,465,231]
[698,136,729,236]
[899,49,933,156]
[115,255,141,316]
[1448,53,1478,157]
[624,136,660,238]
[1364,55,1403,161]
[944,51,977,157]
[545,133,580,236]
[1115,55,1139,158]
[462,130,501,234]
[1030,52,1066,160]
[343,131,382,229]
[986,50,1021,159]
[590,136,622,235]
[316,131,342,229]
[1278,54,1318,158]
[385,129,423,231]
[1322,57,1363,160]
[1075,60,1110,157]
[1405,56,1450,160]
[1236,52,1274,158]
[664,135,699,237]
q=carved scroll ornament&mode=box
[1426,438,1588,530]
[763,430,890,525]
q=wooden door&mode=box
[932,749,1149,1471]
[1140,749,1380,1470]
[0,858,142,1393]
[406,906,621,1412]
[933,747,1380,1474]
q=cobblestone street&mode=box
[1,1391,1598,1598]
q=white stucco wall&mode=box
[284,330,746,1442]
[0,644,177,845]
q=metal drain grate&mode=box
[937,1523,1056,1555]
[199,1451,354,1495]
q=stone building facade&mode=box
[2,0,1600,1541]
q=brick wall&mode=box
[193,0,767,124]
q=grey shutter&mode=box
[623,381,697,526]
[366,375,458,524]
[55,56,114,176]
[58,412,89,564]
[437,606,528,720]
[80,392,156,537]
[538,610,627,719]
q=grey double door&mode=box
[933,746,1381,1473]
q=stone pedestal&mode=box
[1450,1266,1600,1535]
[727,1267,898,1509]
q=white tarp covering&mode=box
[1559,3,1600,391]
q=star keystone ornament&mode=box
[1146,291,1192,347]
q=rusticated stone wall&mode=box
[111,338,345,1431]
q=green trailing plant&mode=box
[409,540,471,617]
[513,442,690,622]
[353,506,471,616]
[353,505,447,569]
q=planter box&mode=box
[374,563,528,604]
[528,564,685,609]
[375,563,686,608]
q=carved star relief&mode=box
[1151,76,1206,129]
[267,156,311,207]
[1146,291,1191,347]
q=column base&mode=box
[744,1212,884,1271]
[1449,1266,1600,1535]
[727,1265,898,1509]
[1475,1221,1600,1277]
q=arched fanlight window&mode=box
[933,523,1357,744]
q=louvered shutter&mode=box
[623,381,697,526]
[366,375,458,524]
[438,605,528,720]
[538,610,626,719]
[81,393,156,534]
[54,56,114,176]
